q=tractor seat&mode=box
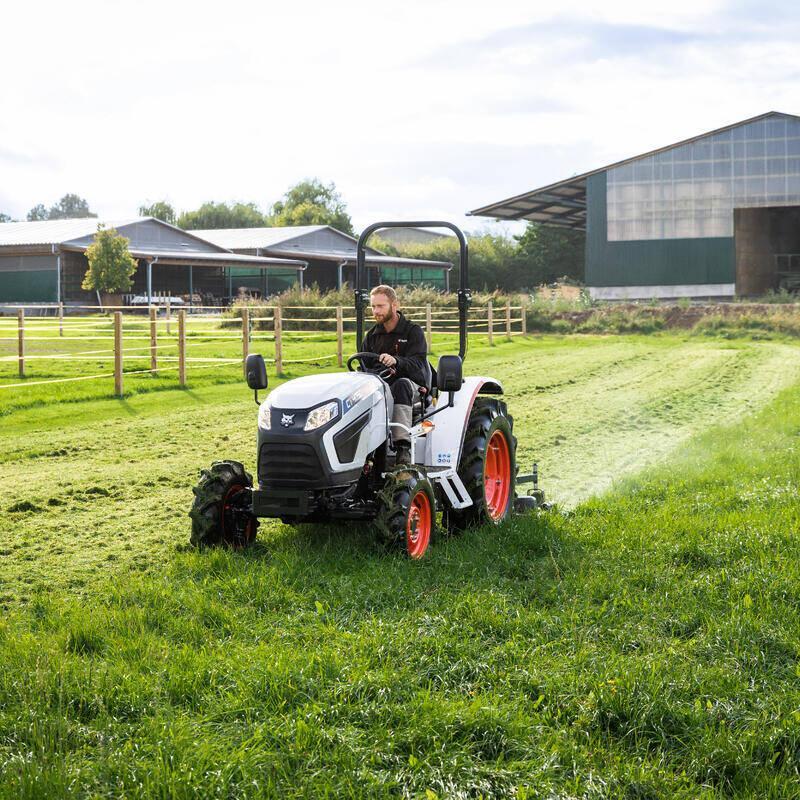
[411,360,436,423]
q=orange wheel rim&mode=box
[406,489,432,559]
[484,430,511,520]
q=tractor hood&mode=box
[265,372,382,409]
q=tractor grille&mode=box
[258,442,323,488]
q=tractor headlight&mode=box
[304,400,339,431]
[258,400,272,430]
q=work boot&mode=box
[394,442,412,466]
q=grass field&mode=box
[1,334,799,797]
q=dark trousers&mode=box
[390,377,415,406]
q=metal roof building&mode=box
[0,218,305,305]
[471,111,800,299]
[194,225,453,292]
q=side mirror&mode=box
[245,354,268,390]
[437,355,462,393]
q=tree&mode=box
[373,231,519,291]
[370,223,585,292]
[138,201,176,225]
[0,213,13,223]
[81,225,138,296]
[269,179,354,235]
[178,201,267,230]
[513,223,585,286]
[27,193,97,221]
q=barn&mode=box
[471,111,800,299]
[0,217,305,306]
[193,225,453,292]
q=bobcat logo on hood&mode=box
[280,413,295,427]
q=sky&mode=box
[1,0,799,234]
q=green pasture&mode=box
[1,334,799,796]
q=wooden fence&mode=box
[0,302,527,397]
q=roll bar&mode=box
[355,221,471,361]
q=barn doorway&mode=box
[734,206,800,295]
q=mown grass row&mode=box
[1,375,799,796]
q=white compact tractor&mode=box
[189,222,544,558]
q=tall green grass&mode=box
[1,348,799,796]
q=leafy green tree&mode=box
[178,201,266,230]
[270,179,354,235]
[371,223,584,291]
[373,231,519,291]
[81,225,138,295]
[513,223,585,286]
[0,212,13,223]
[138,201,176,225]
[27,194,97,221]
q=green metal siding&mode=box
[0,270,58,302]
[586,172,735,286]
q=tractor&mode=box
[189,221,545,558]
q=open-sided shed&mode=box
[193,225,453,292]
[0,218,305,305]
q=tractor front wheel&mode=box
[445,398,516,532]
[189,460,258,548]
[376,468,436,559]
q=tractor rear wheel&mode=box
[375,468,436,559]
[445,398,516,532]
[189,460,258,548]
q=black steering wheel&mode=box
[347,351,393,380]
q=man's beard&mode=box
[374,311,392,324]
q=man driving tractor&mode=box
[361,285,429,466]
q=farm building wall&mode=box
[586,171,735,292]
[62,251,94,302]
[0,254,58,302]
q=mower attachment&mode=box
[515,462,548,512]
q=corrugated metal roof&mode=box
[0,218,140,246]
[195,225,451,269]
[264,248,451,269]
[57,244,307,268]
[147,250,306,268]
[191,225,331,250]
[469,110,800,228]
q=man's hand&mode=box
[378,353,397,367]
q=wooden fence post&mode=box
[274,305,283,374]
[425,303,432,351]
[521,301,527,336]
[487,301,493,346]
[17,309,24,377]
[178,310,186,387]
[166,298,171,336]
[336,305,343,368]
[114,311,123,396]
[149,306,158,374]
[506,301,512,340]
[58,302,64,337]
[242,307,250,378]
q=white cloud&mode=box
[0,0,798,230]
